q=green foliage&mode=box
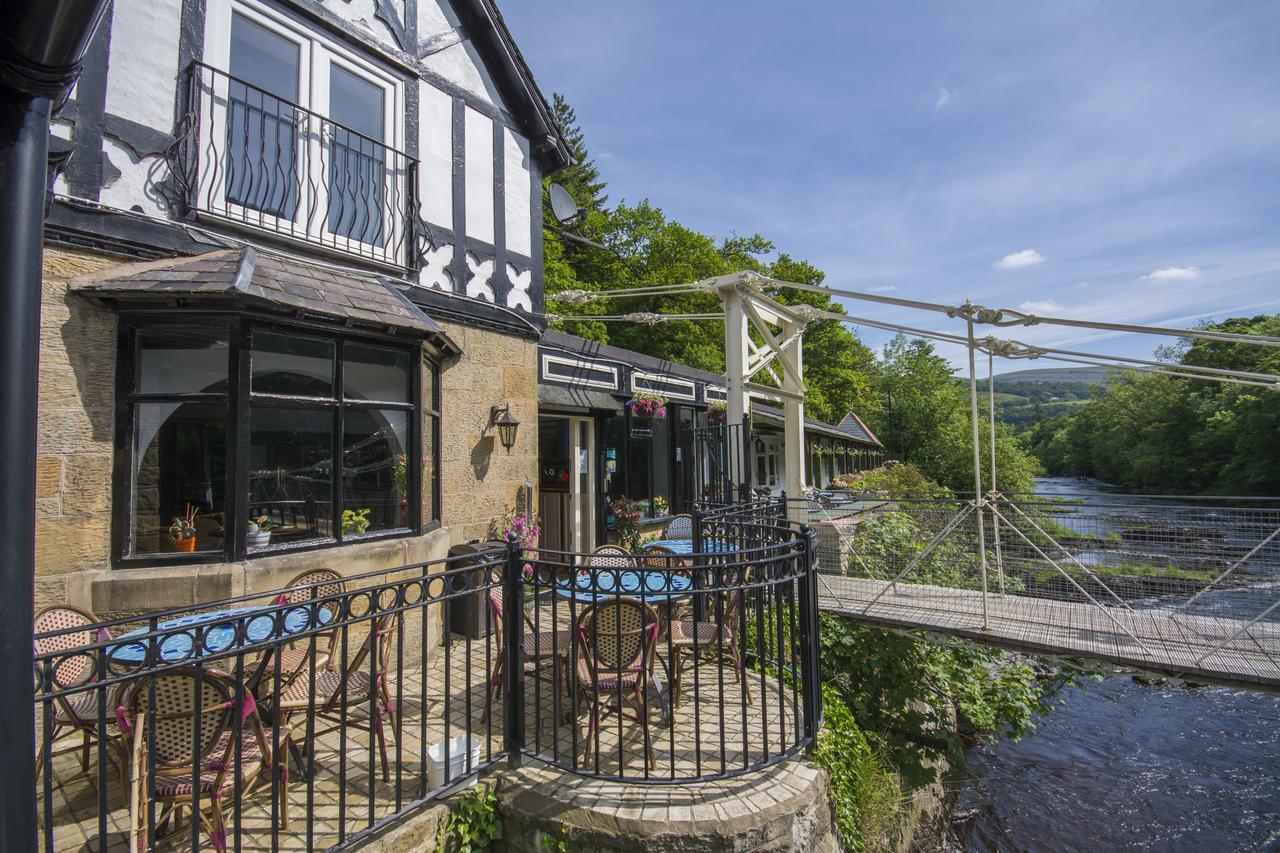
[849,511,1022,593]
[340,508,370,534]
[831,461,950,499]
[1022,314,1280,495]
[811,687,903,851]
[872,336,1037,495]
[819,614,1069,789]
[439,785,503,852]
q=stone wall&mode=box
[436,321,540,545]
[35,247,122,610]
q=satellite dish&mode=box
[548,182,583,226]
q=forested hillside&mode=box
[1021,315,1280,495]
[973,367,1111,427]
[542,95,1038,495]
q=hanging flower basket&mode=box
[706,401,727,426]
[627,392,668,419]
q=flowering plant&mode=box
[627,392,668,418]
[609,496,644,552]
[490,507,541,580]
[651,495,669,516]
[706,401,727,426]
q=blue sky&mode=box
[502,2,1280,371]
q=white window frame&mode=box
[200,0,406,263]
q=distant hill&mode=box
[967,367,1113,428]
[989,366,1115,386]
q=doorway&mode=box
[538,415,596,553]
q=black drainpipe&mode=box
[0,1,110,847]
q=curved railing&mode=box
[31,502,820,851]
[514,498,822,782]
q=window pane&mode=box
[227,13,301,218]
[343,343,409,403]
[327,65,386,244]
[251,330,334,397]
[248,407,334,546]
[423,413,438,523]
[137,327,229,395]
[342,409,409,534]
[132,402,227,555]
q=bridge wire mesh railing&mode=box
[808,491,1280,684]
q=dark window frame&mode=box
[111,313,433,568]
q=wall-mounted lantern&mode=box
[489,404,520,453]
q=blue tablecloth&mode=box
[109,605,334,663]
[555,570,694,603]
[643,538,736,556]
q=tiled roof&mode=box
[751,403,878,444]
[541,330,725,385]
[71,247,452,344]
[836,411,882,447]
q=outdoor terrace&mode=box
[33,501,820,852]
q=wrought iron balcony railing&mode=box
[172,62,418,269]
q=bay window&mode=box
[116,318,435,566]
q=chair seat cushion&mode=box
[278,668,373,708]
[522,629,574,660]
[150,730,264,797]
[670,620,733,646]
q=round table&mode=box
[642,538,736,556]
[554,569,694,603]
[109,605,333,664]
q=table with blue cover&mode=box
[554,568,694,603]
[110,603,336,779]
[642,538,736,556]
[109,605,333,664]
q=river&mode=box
[951,478,1280,852]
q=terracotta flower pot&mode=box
[173,536,197,552]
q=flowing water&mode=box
[951,478,1280,852]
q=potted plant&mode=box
[342,507,372,535]
[247,515,276,548]
[608,497,644,552]
[706,401,727,426]
[652,495,670,516]
[168,504,199,552]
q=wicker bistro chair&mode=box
[278,568,346,672]
[33,605,118,781]
[485,574,575,718]
[274,611,400,783]
[640,544,693,622]
[574,597,662,771]
[669,568,752,706]
[124,668,284,853]
[660,514,694,541]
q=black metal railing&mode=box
[172,61,418,269]
[33,503,820,850]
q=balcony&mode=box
[32,500,821,851]
[173,62,418,270]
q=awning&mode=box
[538,384,624,412]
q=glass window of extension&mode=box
[119,319,430,564]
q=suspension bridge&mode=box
[554,268,1280,691]
[808,491,1280,690]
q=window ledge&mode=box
[80,527,451,616]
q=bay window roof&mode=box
[71,247,458,350]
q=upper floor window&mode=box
[116,317,438,566]
[183,0,414,268]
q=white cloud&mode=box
[993,249,1046,270]
[867,285,900,293]
[934,87,951,110]
[1017,299,1064,314]
[1141,265,1201,282]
